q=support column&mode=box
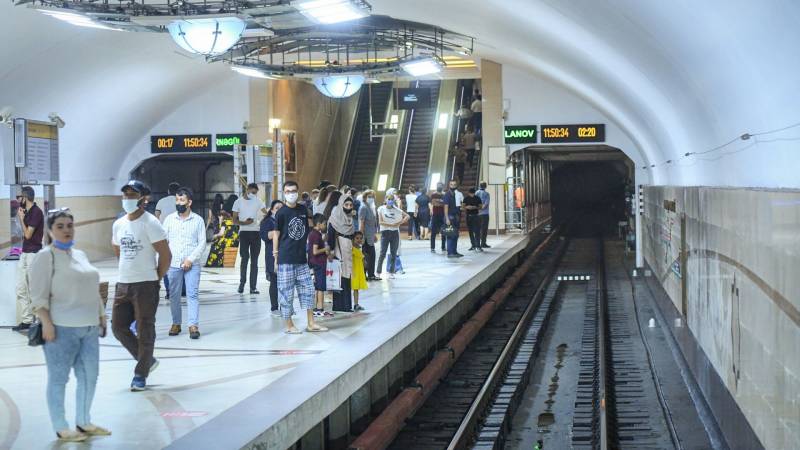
[479,60,505,233]
[248,78,271,195]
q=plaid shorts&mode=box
[277,263,315,319]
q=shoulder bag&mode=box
[28,249,54,346]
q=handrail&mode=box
[396,80,419,187]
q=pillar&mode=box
[479,59,505,233]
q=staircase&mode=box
[394,80,441,192]
[342,82,393,188]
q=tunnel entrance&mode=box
[526,145,633,239]
[130,153,233,221]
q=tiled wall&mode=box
[642,186,799,449]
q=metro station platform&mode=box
[0,233,529,450]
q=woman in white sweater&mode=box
[30,209,110,442]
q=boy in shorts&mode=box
[308,214,330,317]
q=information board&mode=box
[151,134,212,153]
[395,88,432,109]
[504,125,538,144]
[216,133,247,152]
[540,124,605,143]
[18,120,60,184]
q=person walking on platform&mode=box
[30,209,111,442]
[444,180,464,258]
[163,188,207,339]
[111,180,171,391]
[405,185,420,240]
[415,189,431,241]
[260,200,284,316]
[429,183,447,254]
[12,185,44,333]
[328,194,356,312]
[464,188,484,252]
[273,181,328,334]
[376,193,409,279]
[154,182,179,223]
[232,183,268,295]
[476,182,491,248]
[359,190,380,280]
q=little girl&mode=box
[351,231,368,311]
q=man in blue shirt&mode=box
[476,182,491,248]
[443,180,464,258]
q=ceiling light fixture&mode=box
[37,9,121,31]
[231,65,277,79]
[294,0,369,24]
[167,16,246,56]
[401,57,443,77]
[313,75,365,98]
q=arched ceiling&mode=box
[1,0,798,195]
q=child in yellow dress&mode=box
[351,231,368,311]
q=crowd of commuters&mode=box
[10,173,491,442]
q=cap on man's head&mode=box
[121,180,150,196]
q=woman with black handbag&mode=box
[29,209,110,442]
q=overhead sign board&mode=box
[151,134,212,153]
[395,88,432,110]
[540,124,605,143]
[215,133,247,152]
[15,119,60,185]
[504,125,538,144]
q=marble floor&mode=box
[0,233,524,450]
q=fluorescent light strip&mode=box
[231,66,277,79]
[401,58,442,77]
[38,9,120,31]
[295,0,368,24]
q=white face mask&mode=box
[284,192,298,204]
[367,198,375,205]
[122,199,140,214]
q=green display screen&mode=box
[216,133,247,151]
[504,125,538,144]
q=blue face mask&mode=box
[387,200,395,207]
[53,240,75,251]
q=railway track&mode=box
[352,235,682,450]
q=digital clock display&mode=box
[151,134,212,153]
[540,124,605,143]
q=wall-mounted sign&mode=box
[540,124,605,143]
[151,134,212,153]
[16,119,60,184]
[395,88,432,109]
[504,125,538,144]
[215,133,247,152]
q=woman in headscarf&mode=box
[327,193,356,312]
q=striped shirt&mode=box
[163,211,207,268]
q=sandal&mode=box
[306,325,329,332]
[57,430,88,442]
[285,328,303,334]
[77,424,112,436]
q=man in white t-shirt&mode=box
[376,193,409,279]
[404,185,420,240]
[232,183,268,294]
[154,182,180,223]
[111,180,171,392]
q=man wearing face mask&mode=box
[443,180,464,258]
[162,188,207,340]
[12,186,45,332]
[429,182,447,254]
[111,180,171,391]
[232,183,268,294]
[358,190,380,280]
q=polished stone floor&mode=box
[0,233,524,449]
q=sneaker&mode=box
[313,310,324,318]
[149,358,159,374]
[354,304,365,311]
[389,273,396,279]
[11,322,30,332]
[324,311,335,317]
[467,247,475,251]
[250,289,260,295]
[430,249,436,253]
[168,324,181,336]
[455,253,465,258]
[237,283,245,294]
[476,247,484,252]
[189,326,200,340]
[271,309,281,317]
[481,244,491,248]
[399,270,406,274]
[130,376,146,392]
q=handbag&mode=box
[326,259,342,291]
[442,224,459,238]
[28,321,44,347]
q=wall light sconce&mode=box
[269,118,282,131]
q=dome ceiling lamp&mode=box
[167,16,247,56]
[313,74,365,98]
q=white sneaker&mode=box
[389,273,396,279]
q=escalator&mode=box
[394,80,441,191]
[342,82,394,188]
[447,79,480,189]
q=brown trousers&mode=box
[111,281,159,377]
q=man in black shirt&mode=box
[273,181,328,334]
[463,188,484,252]
[12,186,44,332]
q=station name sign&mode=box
[540,124,605,143]
[151,133,249,153]
[504,125,538,144]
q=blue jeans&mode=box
[168,264,201,326]
[42,325,100,433]
[446,214,461,255]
